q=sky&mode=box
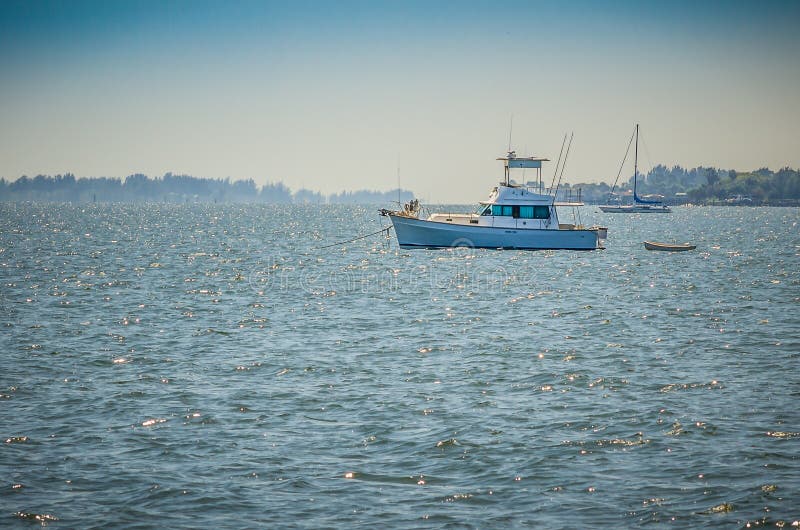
[1,0,799,202]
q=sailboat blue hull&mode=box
[599,205,671,213]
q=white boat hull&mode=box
[390,215,601,250]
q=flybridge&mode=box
[497,152,549,168]
[496,150,551,190]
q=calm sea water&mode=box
[1,203,798,528]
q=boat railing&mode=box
[528,186,583,203]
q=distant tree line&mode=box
[2,166,798,205]
[686,167,800,205]
[0,173,414,204]
[566,165,800,205]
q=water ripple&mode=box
[1,204,799,528]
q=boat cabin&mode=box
[426,151,566,229]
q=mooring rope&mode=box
[315,226,393,250]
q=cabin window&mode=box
[533,206,551,219]
[491,205,514,216]
[490,205,547,217]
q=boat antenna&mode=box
[553,132,574,198]
[608,126,636,197]
[507,115,514,153]
[397,155,401,206]
[549,133,568,193]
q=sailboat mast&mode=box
[634,124,639,198]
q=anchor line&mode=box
[315,226,393,250]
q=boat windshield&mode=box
[478,205,491,216]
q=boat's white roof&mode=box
[481,185,553,205]
[497,151,550,162]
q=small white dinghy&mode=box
[644,241,696,252]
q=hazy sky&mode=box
[1,0,799,202]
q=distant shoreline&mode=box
[2,164,799,206]
[0,173,414,205]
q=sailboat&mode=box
[600,124,671,213]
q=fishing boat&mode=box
[380,150,607,250]
[600,124,671,213]
[643,241,696,251]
